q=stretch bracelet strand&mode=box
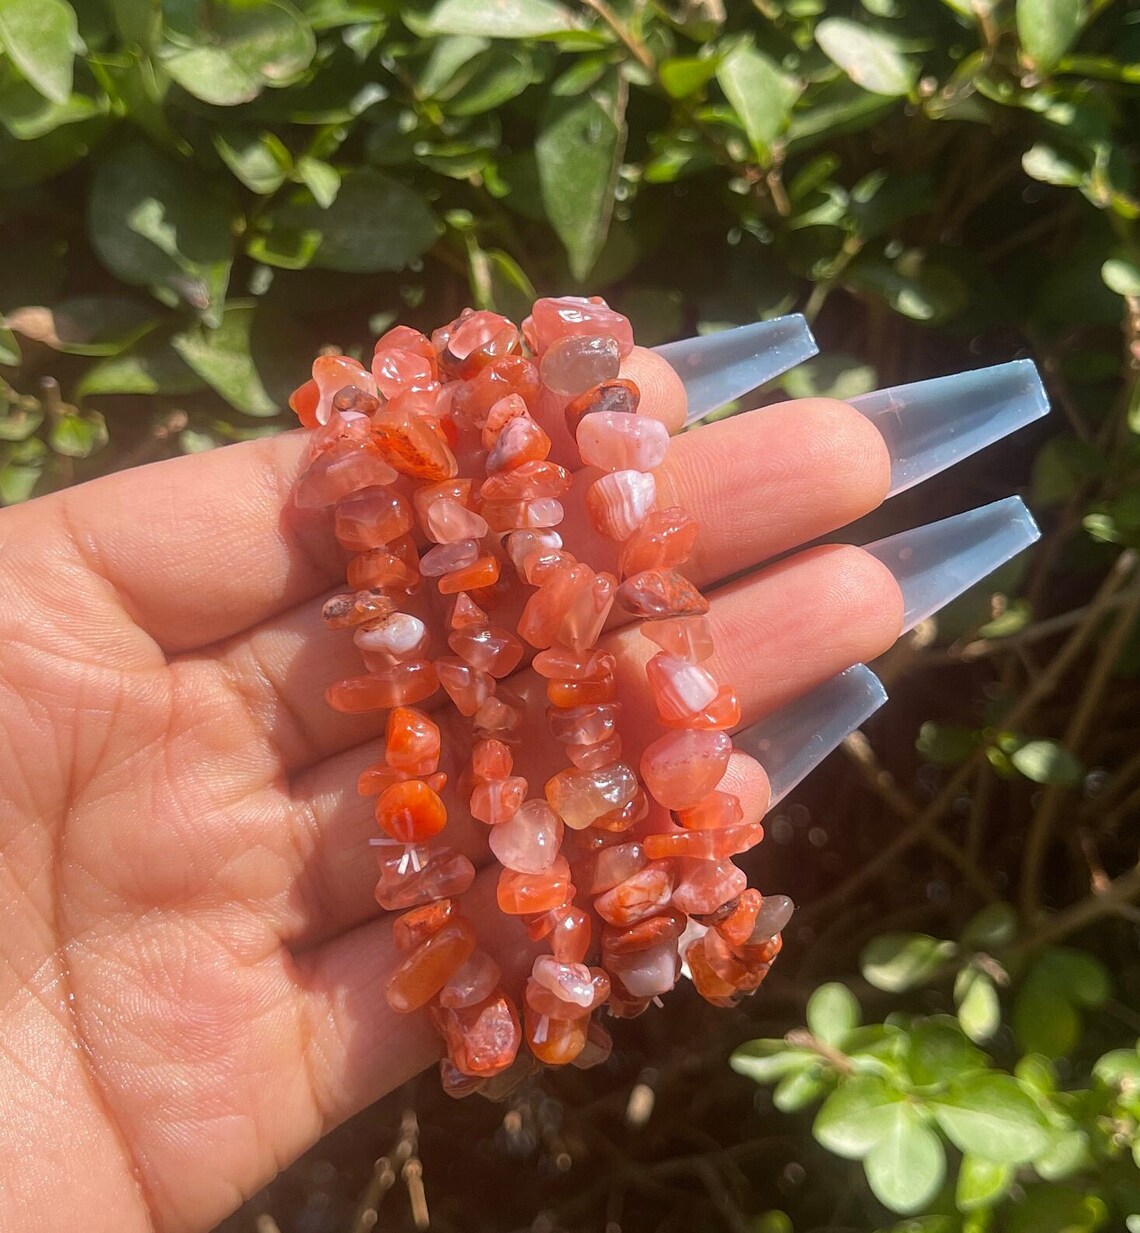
[288,297,794,1097]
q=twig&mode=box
[1010,862,1140,953]
[842,731,999,901]
[1021,581,1140,919]
[349,1105,424,1233]
[804,550,1138,925]
[785,1028,853,1075]
[947,587,1140,662]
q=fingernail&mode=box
[654,315,819,426]
[734,664,887,808]
[850,360,1049,497]
[864,496,1041,634]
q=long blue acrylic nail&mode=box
[734,664,887,808]
[851,360,1050,497]
[864,496,1041,633]
[654,315,819,426]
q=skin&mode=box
[0,350,902,1232]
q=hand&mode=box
[0,349,900,1233]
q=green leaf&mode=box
[815,18,916,97]
[1016,0,1082,73]
[659,54,721,100]
[848,170,935,238]
[77,335,204,399]
[850,254,969,323]
[4,297,156,356]
[88,142,235,324]
[955,968,1001,1044]
[931,1073,1049,1164]
[807,983,860,1047]
[813,1074,907,1159]
[960,903,1019,950]
[403,0,574,38]
[0,77,104,140]
[1010,739,1082,786]
[535,65,626,282]
[731,1042,819,1084]
[955,1154,1012,1212]
[256,169,439,272]
[295,156,341,208]
[452,49,535,115]
[213,129,292,194]
[716,38,796,164]
[773,1065,831,1112]
[171,301,304,416]
[1006,1186,1107,1233]
[907,1017,989,1086]
[1014,1054,1056,1096]
[864,1106,945,1215]
[1093,1046,1140,1088]
[1103,256,1140,298]
[916,722,979,767]
[0,325,21,366]
[0,0,80,106]
[417,34,488,96]
[776,354,877,402]
[1022,142,1085,187]
[179,427,218,453]
[159,0,316,107]
[862,933,957,992]
[1036,948,1111,1006]
[0,407,41,442]
[1034,1126,1089,1180]
[1014,984,1079,1057]
[0,438,46,504]
[49,410,107,458]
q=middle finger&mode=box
[197,396,891,772]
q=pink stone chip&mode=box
[576,411,669,472]
[640,729,733,810]
[294,447,398,509]
[488,799,563,873]
[523,296,635,357]
[438,949,502,1009]
[585,470,656,541]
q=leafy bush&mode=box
[3,1,1139,1230]
[734,912,1140,1231]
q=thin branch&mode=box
[1021,581,1140,919]
[1010,862,1140,954]
[804,551,1138,926]
[842,731,999,901]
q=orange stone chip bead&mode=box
[393,898,456,952]
[374,848,473,917]
[524,1005,587,1066]
[385,706,441,776]
[325,661,438,712]
[496,855,572,915]
[376,778,448,843]
[385,918,477,1012]
[438,555,501,594]
[432,991,522,1077]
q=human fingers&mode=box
[201,397,889,773]
[272,544,901,948]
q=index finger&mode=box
[33,348,687,656]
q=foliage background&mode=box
[2,0,1139,1229]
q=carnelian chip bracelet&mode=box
[288,297,793,1097]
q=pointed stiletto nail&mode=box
[654,314,819,426]
[864,496,1041,634]
[734,664,887,808]
[851,360,1050,497]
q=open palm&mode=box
[0,349,901,1233]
